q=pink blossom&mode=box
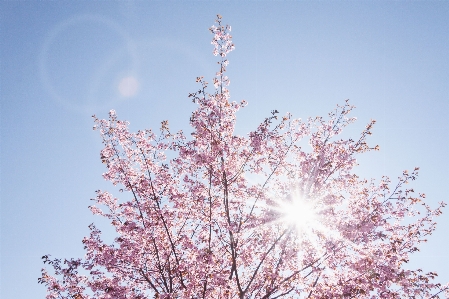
[40,16,448,299]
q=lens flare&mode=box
[118,76,139,98]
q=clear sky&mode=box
[1,1,448,298]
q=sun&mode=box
[277,197,317,231]
[273,193,342,251]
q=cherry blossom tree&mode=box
[40,15,448,299]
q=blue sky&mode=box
[1,1,448,298]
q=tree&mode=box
[40,15,448,299]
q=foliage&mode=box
[40,15,448,299]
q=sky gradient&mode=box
[1,1,448,298]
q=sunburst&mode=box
[277,196,317,232]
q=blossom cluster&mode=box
[40,16,448,299]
